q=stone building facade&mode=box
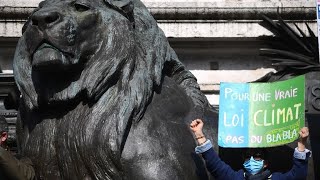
[0,0,317,105]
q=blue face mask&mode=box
[243,156,264,175]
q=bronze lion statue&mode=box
[13,0,217,179]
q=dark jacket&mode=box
[201,147,309,180]
[0,147,35,180]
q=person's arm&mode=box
[0,147,35,180]
[190,119,243,179]
[273,127,311,179]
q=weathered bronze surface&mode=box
[13,0,216,179]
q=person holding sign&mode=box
[190,119,311,180]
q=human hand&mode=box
[190,119,207,146]
[299,127,309,141]
[297,127,309,152]
[190,119,204,134]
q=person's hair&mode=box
[243,148,267,161]
[0,116,8,133]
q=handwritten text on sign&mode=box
[218,75,305,148]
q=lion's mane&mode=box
[13,0,208,179]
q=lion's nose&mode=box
[32,10,60,29]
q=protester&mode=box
[0,116,35,180]
[0,116,9,151]
[190,119,310,180]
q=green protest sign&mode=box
[218,75,305,147]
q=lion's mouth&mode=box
[32,43,72,72]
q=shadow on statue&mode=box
[13,0,218,179]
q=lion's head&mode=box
[14,0,137,108]
[14,0,208,178]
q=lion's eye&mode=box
[74,2,90,12]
